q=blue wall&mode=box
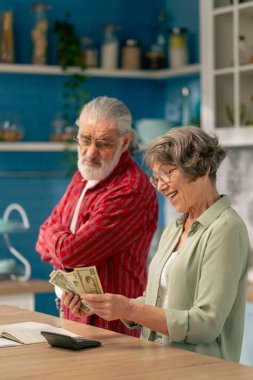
[0,0,200,315]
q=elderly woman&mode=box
[62,126,251,362]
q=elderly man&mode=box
[36,96,158,337]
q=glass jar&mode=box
[101,24,119,69]
[145,44,164,70]
[168,27,188,69]
[0,11,15,63]
[50,112,65,142]
[31,3,51,65]
[0,114,24,141]
[80,37,98,68]
[122,39,141,70]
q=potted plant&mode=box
[54,12,89,175]
[54,12,89,130]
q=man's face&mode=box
[77,115,130,181]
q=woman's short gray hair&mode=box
[78,96,132,136]
[144,126,226,183]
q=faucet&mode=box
[3,203,31,281]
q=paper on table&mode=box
[0,321,79,345]
[0,337,21,348]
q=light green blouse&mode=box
[137,195,251,362]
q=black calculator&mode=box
[41,331,101,351]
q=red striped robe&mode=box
[36,151,158,336]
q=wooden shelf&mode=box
[214,64,253,76]
[0,142,76,152]
[0,63,201,80]
[213,5,234,16]
[213,0,253,15]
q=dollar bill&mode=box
[74,266,104,295]
[65,271,91,313]
[49,270,75,293]
[48,266,103,314]
[65,272,84,296]
[49,269,56,278]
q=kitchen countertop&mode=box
[1,305,253,380]
[0,280,54,296]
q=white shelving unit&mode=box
[0,63,201,152]
[201,0,253,147]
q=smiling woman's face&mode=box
[152,162,203,214]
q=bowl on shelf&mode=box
[0,119,24,142]
[49,126,76,143]
[0,128,24,141]
[135,119,172,145]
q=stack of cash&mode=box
[49,266,103,313]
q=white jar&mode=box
[101,24,119,69]
[168,28,188,69]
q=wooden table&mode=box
[0,280,54,310]
[0,306,253,380]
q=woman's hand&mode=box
[61,291,93,318]
[81,293,134,321]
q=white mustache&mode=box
[81,157,101,165]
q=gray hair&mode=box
[144,126,226,183]
[78,96,132,136]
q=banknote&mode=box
[65,271,84,296]
[48,266,103,313]
[49,269,56,278]
[49,270,75,293]
[74,266,104,295]
[65,271,91,313]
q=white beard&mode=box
[77,142,123,181]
